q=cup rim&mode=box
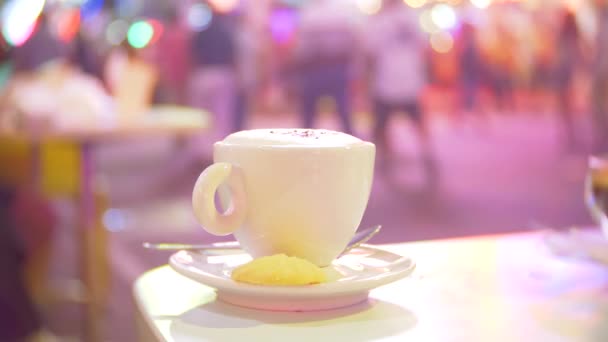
[214,141,376,150]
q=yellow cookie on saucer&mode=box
[231,254,327,286]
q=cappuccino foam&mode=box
[221,129,364,147]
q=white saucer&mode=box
[169,244,415,311]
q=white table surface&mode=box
[133,232,608,342]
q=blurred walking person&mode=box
[155,11,190,105]
[233,13,261,132]
[458,23,485,127]
[292,0,359,134]
[189,12,237,141]
[555,9,584,150]
[367,0,435,183]
[488,25,516,114]
[592,0,608,152]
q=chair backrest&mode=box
[0,137,81,196]
[0,137,32,188]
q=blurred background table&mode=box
[0,106,210,341]
[133,232,608,342]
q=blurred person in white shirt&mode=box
[366,0,435,181]
[292,0,360,134]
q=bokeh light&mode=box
[430,31,454,53]
[281,0,306,7]
[470,0,491,9]
[103,209,128,232]
[57,10,80,43]
[127,20,154,49]
[116,0,143,18]
[106,19,129,45]
[49,7,80,43]
[576,2,597,43]
[80,0,104,20]
[564,0,581,12]
[1,0,45,47]
[431,4,457,30]
[147,19,164,45]
[404,0,426,8]
[419,9,440,34]
[208,0,240,13]
[445,0,463,6]
[187,3,213,32]
[270,8,297,43]
[356,0,382,15]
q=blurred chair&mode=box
[0,137,110,332]
[0,137,31,188]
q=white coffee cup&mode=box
[192,129,375,266]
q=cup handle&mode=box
[192,162,247,236]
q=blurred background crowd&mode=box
[1,0,608,340]
[2,0,608,150]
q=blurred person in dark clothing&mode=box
[188,12,237,140]
[492,30,515,114]
[233,13,261,132]
[531,24,556,106]
[13,13,66,73]
[555,9,584,150]
[0,45,15,129]
[0,189,40,342]
[458,23,484,125]
[367,0,436,184]
[71,31,102,79]
[1,44,61,338]
[0,185,58,341]
[0,41,58,334]
[0,45,13,90]
[592,0,608,152]
[483,23,516,114]
[292,0,358,134]
[155,10,190,105]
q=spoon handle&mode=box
[340,225,382,255]
[142,241,240,251]
[142,225,382,252]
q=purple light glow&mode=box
[270,8,298,44]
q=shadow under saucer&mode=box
[170,297,417,341]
